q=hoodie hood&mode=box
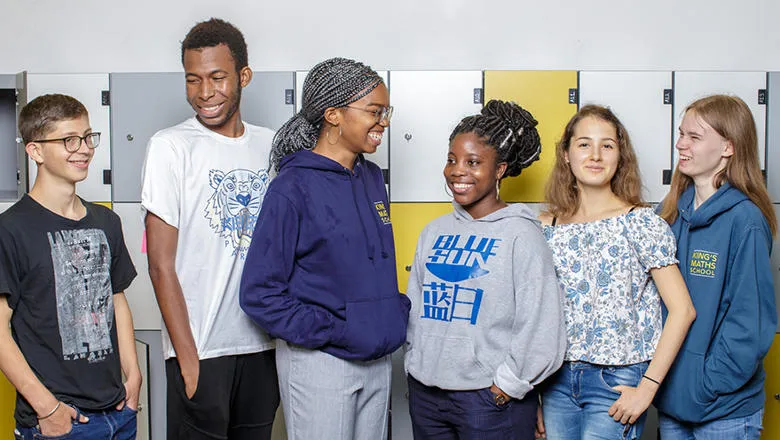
[452,201,540,225]
[678,182,748,229]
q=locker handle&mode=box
[405,265,412,272]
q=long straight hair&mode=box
[659,95,777,236]
[545,105,646,218]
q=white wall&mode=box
[1,0,779,73]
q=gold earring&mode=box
[496,180,501,201]
[326,125,342,146]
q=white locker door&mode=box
[295,70,390,170]
[26,74,112,202]
[113,202,161,331]
[579,72,673,203]
[766,72,780,202]
[389,71,483,202]
[672,72,767,169]
[0,202,13,213]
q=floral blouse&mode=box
[542,207,677,365]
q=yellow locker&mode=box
[484,71,578,203]
[390,203,453,293]
[0,375,14,436]
[763,335,780,439]
[94,202,112,210]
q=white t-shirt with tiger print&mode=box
[141,117,275,360]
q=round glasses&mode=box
[32,133,101,153]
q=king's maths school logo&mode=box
[374,201,391,225]
[689,249,718,278]
[420,234,501,325]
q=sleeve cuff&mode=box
[494,363,532,400]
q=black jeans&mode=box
[166,350,280,440]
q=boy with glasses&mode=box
[0,93,141,439]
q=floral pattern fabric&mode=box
[543,207,678,365]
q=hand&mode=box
[535,405,546,438]
[180,359,200,399]
[608,384,655,424]
[38,403,88,437]
[117,373,143,410]
[489,384,510,405]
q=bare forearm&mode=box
[149,267,198,367]
[114,293,141,381]
[0,327,58,416]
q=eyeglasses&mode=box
[32,133,101,153]
[344,105,393,124]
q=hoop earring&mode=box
[496,180,501,201]
[326,125,342,146]
[444,181,453,199]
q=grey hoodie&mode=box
[404,202,566,399]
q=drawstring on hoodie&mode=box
[349,160,389,261]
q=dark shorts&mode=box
[166,350,280,440]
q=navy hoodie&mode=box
[240,150,411,361]
[655,183,776,422]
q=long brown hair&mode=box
[545,105,646,218]
[659,95,777,236]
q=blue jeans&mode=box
[541,361,649,440]
[15,404,137,440]
[658,410,763,440]
[408,375,538,439]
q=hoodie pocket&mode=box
[656,350,710,420]
[409,333,491,387]
[340,295,409,360]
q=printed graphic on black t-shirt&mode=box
[48,229,114,363]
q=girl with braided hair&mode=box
[537,105,695,439]
[239,57,410,440]
[404,99,566,439]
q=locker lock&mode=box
[405,265,412,272]
[126,134,134,142]
[775,394,780,400]
[404,133,412,142]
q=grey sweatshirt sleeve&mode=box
[493,230,566,399]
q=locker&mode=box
[26,74,112,203]
[110,71,296,203]
[767,72,780,202]
[135,340,150,440]
[113,202,160,331]
[0,202,13,214]
[294,70,390,170]
[579,72,674,203]
[389,71,483,202]
[772,204,780,332]
[672,72,767,169]
[0,75,18,201]
[484,71,578,203]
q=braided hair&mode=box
[449,100,541,178]
[270,57,383,172]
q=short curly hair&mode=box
[181,18,248,72]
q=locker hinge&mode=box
[101,90,110,106]
[473,88,484,104]
[103,169,112,185]
[663,89,673,105]
[568,88,578,105]
[662,169,672,185]
[758,89,767,105]
[285,89,295,105]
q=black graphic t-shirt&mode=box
[0,195,137,427]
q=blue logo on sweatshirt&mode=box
[420,235,500,325]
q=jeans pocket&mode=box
[597,363,645,395]
[475,388,512,411]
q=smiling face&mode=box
[565,116,620,190]
[338,83,390,155]
[444,132,507,219]
[184,44,251,137]
[676,110,733,187]
[27,115,94,185]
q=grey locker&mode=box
[26,74,113,203]
[295,70,390,171]
[767,72,780,202]
[0,79,18,201]
[578,72,673,203]
[389,71,483,202]
[110,71,295,203]
[672,72,767,169]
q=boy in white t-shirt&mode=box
[141,18,278,440]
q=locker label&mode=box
[285,89,295,105]
[759,89,767,105]
[568,88,578,105]
[101,90,110,106]
[664,89,673,105]
[473,88,483,104]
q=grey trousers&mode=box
[275,340,392,440]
